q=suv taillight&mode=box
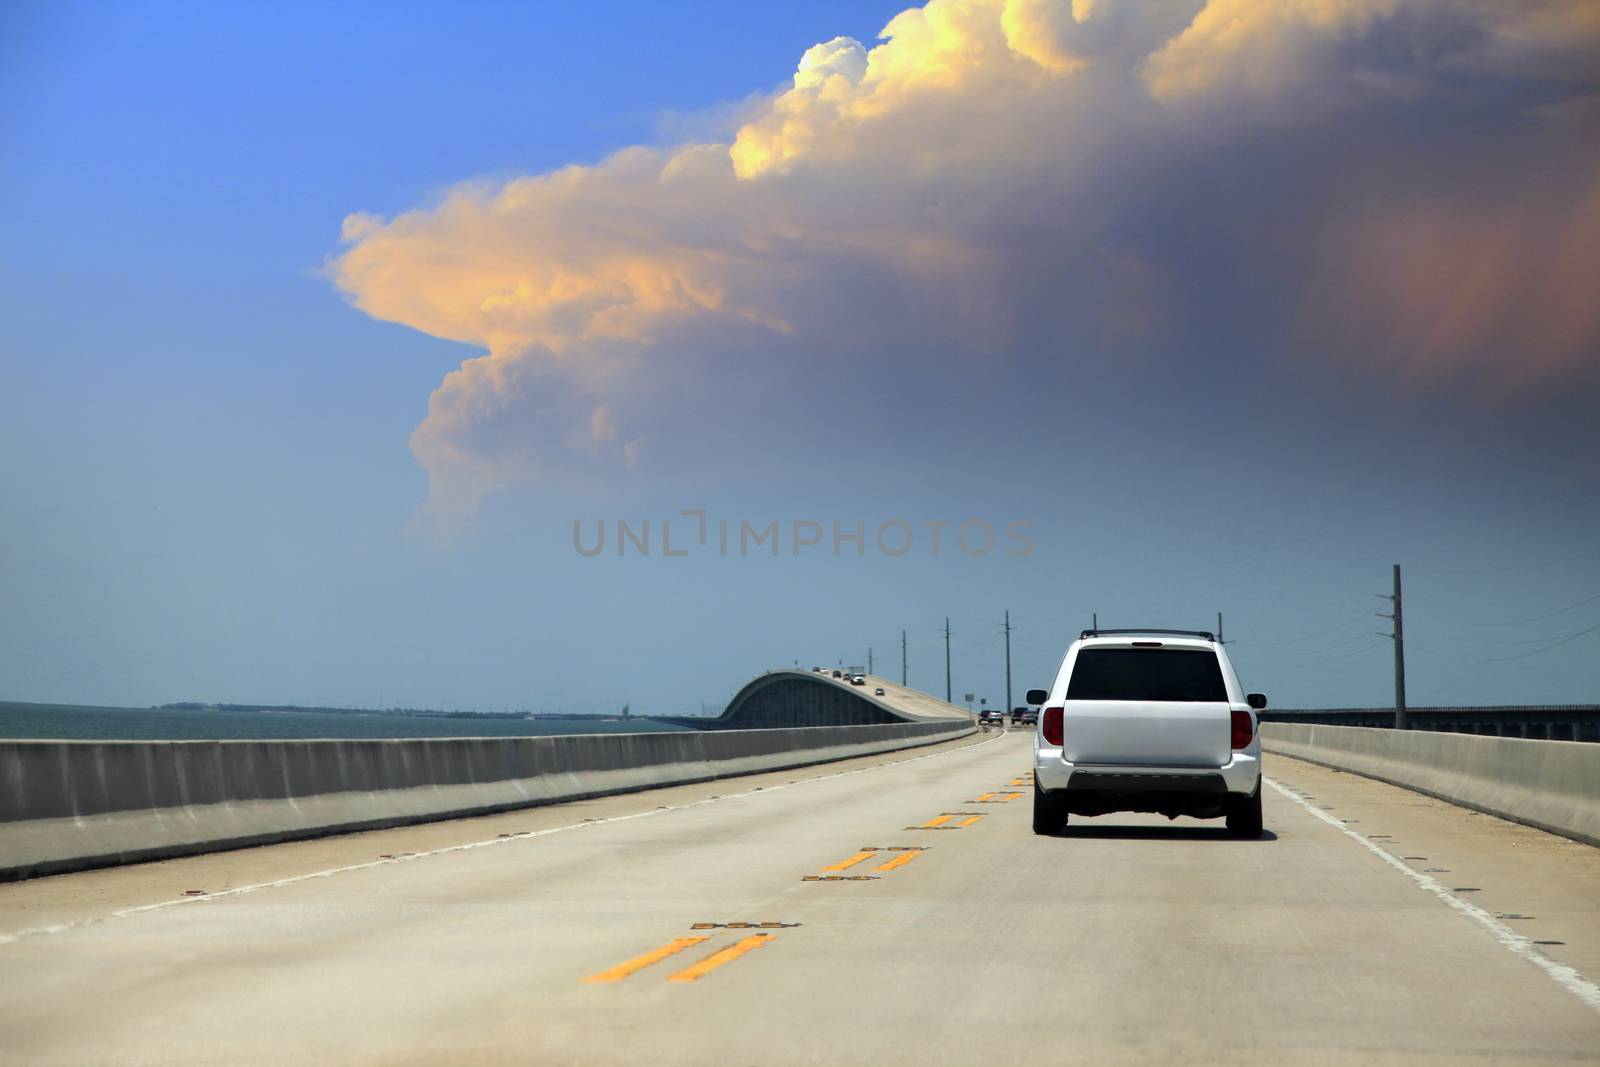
[1231,709,1255,750]
[1042,707,1064,746]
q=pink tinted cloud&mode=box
[1302,169,1600,389]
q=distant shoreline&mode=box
[0,700,708,742]
[153,701,640,722]
[2,698,695,722]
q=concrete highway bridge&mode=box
[2,670,1598,1064]
[659,668,972,728]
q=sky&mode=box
[2,0,1598,715]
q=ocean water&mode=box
[0,702,695,741]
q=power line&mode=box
[1413,549,1600,576]
[1248,640,1389,669]
[1413,623,1600,664]
[1228,606,1376,647]
[1469,590,1600,627]
[1248,628,1377,657]
[1428,624,1600,646]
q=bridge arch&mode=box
[663,670,956,729]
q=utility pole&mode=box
[1003,609,1013,713]
[1092,612,1098,632]
[867,647,874,676]
[900,629,908,686]
[1376,564,1408,729]
[943,617,953,704]
[1392,565,1407,729]
[1217,612,1224,643]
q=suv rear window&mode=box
[1065,649,1227,702]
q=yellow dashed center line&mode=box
[667,933,775,983]
[973,792,997,802]
[997,792,1023,801]
[920,814,956,828]
[583,936,709,984]
[820,851,877,873]
[956,815,983,827]
[874,849,925,872]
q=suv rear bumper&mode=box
[1034,751,1259,796]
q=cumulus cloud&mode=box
[330,0,1600,524]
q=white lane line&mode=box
[1,726,1006,947]
[1265,776,1600,1015]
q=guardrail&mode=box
[1262,723,1600,847]
[0,719,974,881]
[1262,706,1600,742]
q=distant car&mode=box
[1011,707,1037,726]
[849,674,865,685]
[979,707,1005,725]
[874,686,885,696]
[832,670,842,678]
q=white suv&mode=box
[1030,629,1265,838]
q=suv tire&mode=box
[1226,784,1264,839]
[1032,780,1068,836]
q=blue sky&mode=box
[3,0,1598,714]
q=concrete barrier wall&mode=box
[0,720,973,881]
[1262,723,1600,848]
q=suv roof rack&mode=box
[1079,628,1216,641]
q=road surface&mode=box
[2,728,1598,1064]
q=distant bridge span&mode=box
[657,670,970,729]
